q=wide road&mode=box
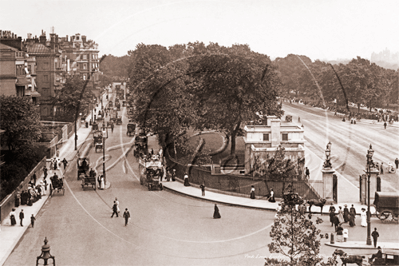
[5,101,398,266]
[283,102,399,192]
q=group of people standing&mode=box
[9,208,36,228]
[329,204,358,229]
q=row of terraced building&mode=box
[0,29,102,120]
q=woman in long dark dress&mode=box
[183,174,190,186]
[329,203,336,226]
[268,189,275,202]
[343,204,349,223]
[10,208,16,226]
[213,204,221,219]
[250,186,255,199]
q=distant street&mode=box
[283,103,399,192]
[5,102,399,266]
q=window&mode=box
[282,133,288,141]
[44,75,49,82]
[83,75,86,80]
[263,134,269,141]
[82,54,87,60]
[83,63,87,70]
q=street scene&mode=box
[1,1,399,266]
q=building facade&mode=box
[244,116,306,177]
[0,30,40,103]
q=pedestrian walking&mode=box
[53,158,57,170]
[250,185,255,199]
[123,208,130,226]
[31,172,37,186]
[395,158,399,169]
[183,173,190,186]
[43,166,48,179]
[200,182,206,196]
[329,203,336,226]
[361,208,367,227]
[97,174,102,189]
[111,122,114,133]
[111,201,119,218]
[349,204,356,226]
[9,208,16,226]
[62,158,68,170]
[380,162,384,174]
[343,204,349,223]
[305,167,310,179]
[338,206,344,224]
[115,198,120,214]
[19,209,24,226]
[371,228,379,248]
[213,204,221,219]
[171,169,176,181]
[384,121,387,129]
[30,214,36,228]
[332,214,339,230]
[268,188,275,202]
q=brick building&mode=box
[0,30,40,103]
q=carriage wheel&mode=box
[379,210,392,222]
[392,214,399,223]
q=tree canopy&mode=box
[127,42,283,157]
[0,95,42,150]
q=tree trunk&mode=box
[230,121,241,155]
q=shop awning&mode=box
[16,77,31,86]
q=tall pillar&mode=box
[322,168,335,202]
[363,169,379,201]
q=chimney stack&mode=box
[39,30,46,45]
[82,35,86,43]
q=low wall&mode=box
[166,155,320,200]
[0,156,47,223]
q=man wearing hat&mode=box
[371,228,380,248]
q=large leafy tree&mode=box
[0,95,42,150]
[188,44,283,155]
[54,75,94,121]
[267,202,325,266]
[127,43,194,153]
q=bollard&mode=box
[330,233,335,244]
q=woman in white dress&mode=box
[361,208,367,227]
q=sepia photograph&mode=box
[0,0,398,265]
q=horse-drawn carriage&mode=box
[115,101,121,111]
[50,174,64,196]
[116,116,122,125]
[108,101,113,108]
[134,134,148,158]
[369,249,399,265]
[373,191,399,223]
[127,123,136,136]
[93,130,103,153]
[122,100,126,107]
[77,158,96,190]
[139,156,163,191]
[283,192,305,206]
[92,121,99,131]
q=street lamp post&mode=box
[366,144,374,245]
[102,126,107,186]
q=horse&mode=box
[307,198,327,214]
[333,249,364,266]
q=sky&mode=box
[1,0,398,62]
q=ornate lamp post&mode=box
[366,144,374,245]
[36,237,55,266]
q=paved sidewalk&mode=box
[162,179,375,215]
[326,241,399,250]
[0,92,108,266]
